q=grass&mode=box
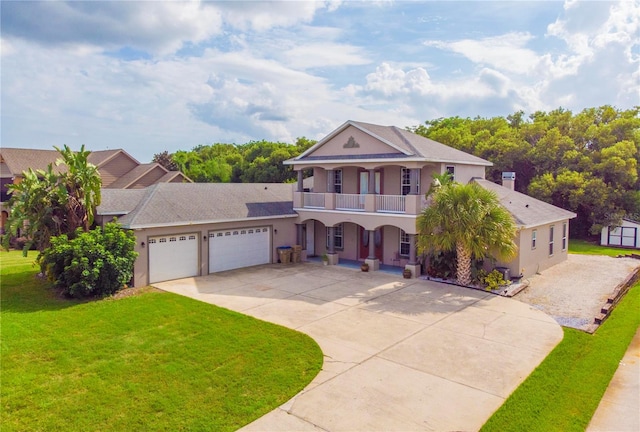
[0,251,323,432]
[481,281,640,432]
[569,238,636,257]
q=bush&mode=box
[38,222,138,298]
[481,269,509,291]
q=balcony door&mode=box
[359,171,382,195]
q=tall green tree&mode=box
[417,182,517,286]
[55,144,102,233]
[3,166,67,253]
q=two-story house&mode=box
[94,120,575,287]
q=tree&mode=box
[417,182,517,286]
[55,144,102,233]
[152,151,178,171]
[2,166,68,253]
[3,145,102,254]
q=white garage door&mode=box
[149,233,199,283]
[209,227,270,273]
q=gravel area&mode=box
[514,254,640,332]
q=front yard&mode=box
[0,251,323,431]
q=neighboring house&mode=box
[0,147,190,233]
[97,183,298,287]
[600,219,640,249]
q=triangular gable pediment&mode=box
[300,122,409,160]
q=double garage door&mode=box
[148,227,271,283]
[607,226,638,248]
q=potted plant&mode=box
[403,268,412,279]
[361,262,369,272]
[321,254,329,265]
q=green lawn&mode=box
[0,251,323,431]
[482,281,640,432]
[569,238,636,257]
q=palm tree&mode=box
[417,181,517,286]
[55,144,102,232]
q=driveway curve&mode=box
[154,263,562,432]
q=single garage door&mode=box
[209,227,270,273]
[149,233,199,283]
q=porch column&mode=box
[327,170,335,193]
[405,234,421,279]
[368,230,376,259]
[296,223,304,245]
[408,234,417,265]
[297,170,304,192]
[410,169,420,195]
[327,226,335,254]
[368,169,376,194]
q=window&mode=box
[326,223,344,249]
[445,165,455,181]
[399,230,410,257]
[334,169,343,194]
[549,225,555,256]
[562,223,567,250]
[532,230,537,249]
[400,168,418,195]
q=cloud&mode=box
[425,32,540,75]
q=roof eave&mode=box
[124,213,299,230]
[285,157,492,167]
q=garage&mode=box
[148,233,199,283]
[209,226,271,273]
[601,219,640,249]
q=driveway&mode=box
[154,263,562,432]
[515,254,640,332]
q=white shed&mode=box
[600,219,640,249]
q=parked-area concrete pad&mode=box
[154,263,563,432]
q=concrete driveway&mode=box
[154,263,562,432]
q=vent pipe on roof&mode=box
[502,172,516,191]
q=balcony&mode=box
[294,192,422,215]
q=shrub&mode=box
[38,222,138,298]
[481,269,509,291]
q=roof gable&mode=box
[0,148,67,176]
[287,120,491,166]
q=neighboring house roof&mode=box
[473,179,577,229]
[98,183,297,229]
[106,163,164,189]
[0,147,191,189]
[0,148,67,175]
[286,120,492,167]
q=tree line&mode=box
[411,105,639,238]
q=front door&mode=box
[358,171,382,194]
[305,220,315,256]
[359,227,383,261]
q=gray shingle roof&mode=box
[473,179,577,228]
[98,189,148,215]
[99,183,296,229]
[288,120,491,166]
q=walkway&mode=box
[154,262,563,431]
[587,328,640,432]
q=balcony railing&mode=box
[376,195,405,213]
[335,193,365,211]
[303,192,325,208]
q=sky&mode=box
[1,1,638,162]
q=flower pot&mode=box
[403,269,412,279]
[361,263,369,272]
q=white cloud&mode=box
[425,32,540,75]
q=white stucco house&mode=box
[96,120,577,286]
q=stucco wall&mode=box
[441,163,486,184]
[495,221,570,279]
[310,125,402,157]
